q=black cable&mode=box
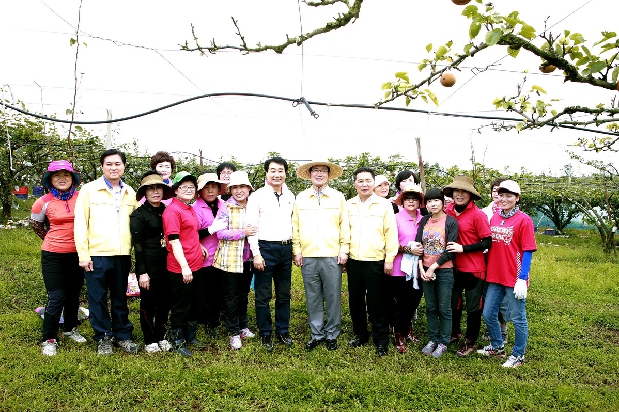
[2,92,617,137]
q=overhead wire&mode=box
[2,92,618,138]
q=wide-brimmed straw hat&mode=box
[41,160,81,190]
[395,184,424,206]
[296,160,343,180]
[196,172,224,192]
[136,173,174,201]
[442,175,481,201]
[227,171,254,192]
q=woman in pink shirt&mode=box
[389,184,425,354]
[31,160,85,356]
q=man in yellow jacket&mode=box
[292,160,350,352]
[346,167,399,356]
[74,149,139,355]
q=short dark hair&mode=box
[353,167,375,181]
[264,156,288,173]
[216,162,237,178]
[395,170,419,189]
[490,177,507,191]
[424,187,444,204]
[100,149,126,166]
[150,151,176,170]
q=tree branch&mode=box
[181,0,362,55]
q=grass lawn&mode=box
[0,222,618,411]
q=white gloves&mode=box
[513,279,528,300]
[207,218,227,234]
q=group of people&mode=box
[32,150,536,368]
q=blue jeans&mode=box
[483,282,528,357]
[254,241,292,336]
[423,267,454,345]
[85,256,133,341]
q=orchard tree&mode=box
[184,0,618,152]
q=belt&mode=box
[260,239,292,245]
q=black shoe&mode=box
[277,333,294,347]
[326,339,338,351]
[261,335,274,352]
[376,343,388,357]
[305,338,322,351]
[348,336,368,348]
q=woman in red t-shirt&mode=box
[31,160,85,356]
[163,171,208,357]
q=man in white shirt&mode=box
[246,156,295,352]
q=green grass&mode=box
[0,227,618,411]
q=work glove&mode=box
[513,279,528,300]
[207,218,227,234]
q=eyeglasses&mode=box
[311,168,329,174]
[178,185,196,192]
[220,170,234,175]
[403,198,420,202]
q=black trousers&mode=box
[139,268,171,345]
[386,275,424,335]
[168,268,203,330]
[347,259,389,347]
[41,251,84,341]
[222,262,254,336]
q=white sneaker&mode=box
[63,327,87,343]
[230,335,242,350]
[502,354,525,368]
[144,343,161,353]
[42,339,57,356]
[158,340,172,352]
[240,328,255,339]
[116,339,139,354]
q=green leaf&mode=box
[405,96,411,107]
[462,5,478,18]
[588,60,607,74]
[519,24,536,40]
[69,38,76,46]
[582,45,592,57]
[381,82,392,90]
[575,56,590,67]
[426,43,432,52]
[612,66,619,83]
[469,22,482,40]
[426,89,439,106]
[74,125,83,132]
[418,63,427,72]
[66,108,72,115]
[504,16,518,27]
[569,33,586,45]
[446,40,453,48]
[486,28,503,46]
[436,45,447,59]
[531,85,547,94]
[551,110,558,117]
[463,43,473,55]
[421,95,428,104]
[516,123,523,131]
[395,72,410,83]
[507,45,520,58]
[384,90,391,99]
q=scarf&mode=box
[499,205,519,219]
[50,186,75,201]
